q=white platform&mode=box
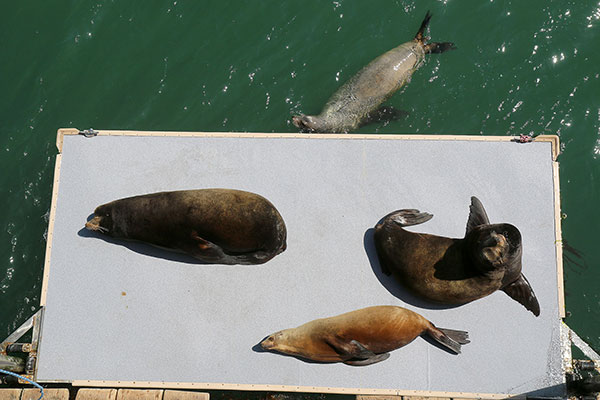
[36,131,564,398]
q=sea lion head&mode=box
[469,223,522,274]
[260,330,295,354]
[85,204,115,235]
[292,115,319,132]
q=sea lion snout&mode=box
[260,331,284,351]
[85,215,104,232]
[480,231,509,266]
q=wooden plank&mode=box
[22,388,68,400]
[163,390,209,400]
[39,153,62,306]
[67,128,521,143]
[553,160,566,318]
[0,389,21,400]
[116,389,162,400]
[76,388,118,400]
[403,397,450,400]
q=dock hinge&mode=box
[0,308,43,382]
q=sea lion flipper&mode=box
[502,274,541,317]
[427,326,469,354]
[189,231,228,261]
[465,196,490,235]
[387,209,433,227]
[344,352,390,366]
[424,42,457,54]
[362,106,409,127]
[325,337,372,358]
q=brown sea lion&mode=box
[292,11,455,133]
[374,197,540,316]
[85,189,287,265]
[260,305,469,366]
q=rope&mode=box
[0,368,43,400]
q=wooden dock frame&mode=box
[30,129,566,400]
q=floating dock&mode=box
[7,130,568,399]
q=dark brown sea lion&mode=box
[85,189,287,265]
[292,11,455,133]
[260,305,469,365]
[374,197,540,316]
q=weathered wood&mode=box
[116,389,162,400]
[163,390,209,400]
[0,389,22,400]
[356,395,402,400]
[22,388,69,400]
[76,388,118,400]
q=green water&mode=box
[1,0,599,365]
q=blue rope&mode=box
[0,368,44,400]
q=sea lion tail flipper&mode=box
[502,273,541,317]
[424,42,457,54]
[414,10,432,43]
[386,209,433,227]
[465,196,490,235]
[428,326,470,354]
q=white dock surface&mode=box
[37,132,564,397]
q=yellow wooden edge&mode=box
[57,129,560,156]
[56,128,533,143]
[56,128,79,153]
[69,380,521,399]
[533,134,560,161]
[52,129,562,395]
[40,153,62,306]
[553,160,565,318]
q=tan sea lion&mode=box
[260,305,469,365]
[374,197,540,316]
[85,189,287,265]
[292,11,455,133]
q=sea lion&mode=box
[85,189,287,265]
[292,11,455,133]
[260,305,469,365]
[374,197,540,316]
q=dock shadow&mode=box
[78,214,209,265]
[363,227,460,311]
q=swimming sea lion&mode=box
[85,189,287,265]
[292,11,455,133]
[260,305,469,365]
[374,197,540,316]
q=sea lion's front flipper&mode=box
[362,106,409,127]
[189,231,227,262]
[344,340,390,366]
[502,274,541,316]
[465,196,490,235]
[326,337,388,365]
[344,352,390,366]
[424,42,457,54]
